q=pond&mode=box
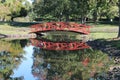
[0,33,119,80]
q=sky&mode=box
[11,45,38,80]
[27,0,33,4]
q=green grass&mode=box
[90,33,118,39]
[0,22,30,35]
[88,23,118,39]
[89,23,118,33]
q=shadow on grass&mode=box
[0,21,119,27]
[0,21,40,27]
[88,38,120,57]
[9,21,40,27]
[87,21,119,26]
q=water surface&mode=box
[0,38,118,80]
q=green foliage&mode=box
[0,0,31,21]
[0,3,11,21]
[32,0,93,22]
[32,0,119,22]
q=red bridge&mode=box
[31,22,90,34]
[30,39,90,50]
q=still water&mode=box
[12,45,35,79]
[0,37,119,80]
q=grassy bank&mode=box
[0,22,30,35]
[88,23,118,39]
[90,33,117,39]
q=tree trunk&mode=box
[84,17,87,24]
[118,0,120,37]
[81,15,84,24]
[81,17,84,24]
[81,15,86,24]
[59,13,62,21]
[59,16,62,21]
[93,10,97,23]
[59,15,62,21]
[11,17,14,22]
[65,15,69,22]
[2,16,5,21]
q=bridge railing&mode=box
[30,22,90,34]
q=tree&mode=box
[88,0,118,22]
[91,0,109,22]
[33,0,68,21]
[32,0,91,22]
[8,0,28,21]
[32,0,119,23]
[118,0,120,37]
[0,0,30,21]
[72,0,93,23]
[0,1,11,21]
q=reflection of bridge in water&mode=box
[0,34,7,38]
[30,22,90,50]
[30,39,90,50]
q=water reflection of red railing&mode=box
[30,39,90,50]
[30,22,90,34]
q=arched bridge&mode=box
[30,39,90,50]
[31,22,90,34]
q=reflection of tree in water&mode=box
[32,48,114,80]
[0,40,26,80]
[0,40,24,55]
[32,47,48,80]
